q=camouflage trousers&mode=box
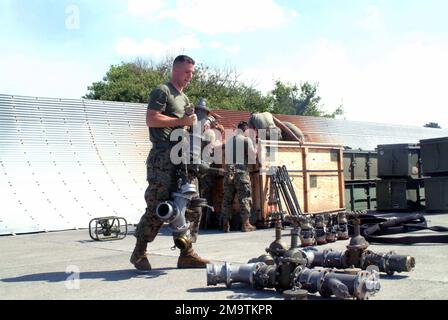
[134,148,202,244]
[199,168,218,205]
[221,165,252,221]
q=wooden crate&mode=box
[254,141,345,224]
[208,141,345,227]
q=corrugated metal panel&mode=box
[212,110,448,150]
[0,94,150,235]
[1,93,447,235]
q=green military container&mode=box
[377,144,421,178]
[376,179,425,211]
[343,150,378,181]
[420,137,448,176]
[425,177,448,212]
[345,181,377,211]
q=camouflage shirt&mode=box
[248,112,276,129]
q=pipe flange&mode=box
[353,270,380,300]
[225,262,232,288]
[283,288,309,300]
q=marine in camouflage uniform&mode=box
[221,121,257,232]
[195,98,224,229]
[248,112,282,141]
[130,55,209,271]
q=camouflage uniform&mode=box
[220,131,257,232]
[135,148,201,244]
[248,112,282,141]
[131,82,208,270]
[221,164,252,222]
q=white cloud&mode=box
[171,35,201,50]
[115,35,201,57]
[358,5,385,32]
[209,41,240,54]
[127,0,165,18]
[224,45,240,54]
[242,35,448,128]
[128,0,296,35]
[209,41,222,49]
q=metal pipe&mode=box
[155,182,196,249]
[281,165,303,215]
[293,267,381,300]
[206,262,381,300]
[362,250,416,275]
[206,262,263,288]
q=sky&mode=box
[0,0,447,128]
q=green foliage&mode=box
[424,122,442,129]
[84,57,342,117]
[270,80,343,118]
[83,58,169,103]
[184,65,270,113]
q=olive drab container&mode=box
[343,149,378,211]
[345,181,377,211]
[377,144,421,179]
[376,179,425,211]
[376,144,425,211]
[343,149,378,181]
[420,137,448,176]
[424,177,448,212]
[420,137,448,212]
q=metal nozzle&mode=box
[155,201,176,221]
[173,233,192,250]
[206,262,262,288]
[363,251,416,275]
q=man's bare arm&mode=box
[272,116,303,144]
[146,109,197,128]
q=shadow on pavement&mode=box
[1,269,169,283]
[188,284,343,300]
[187,284,282,300]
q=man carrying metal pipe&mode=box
[130,55,210,271]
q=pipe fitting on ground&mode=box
[326,225,338,243]
[315,215,327,245]
[275,248,308,292]
[293,267,381,300]
[362,250,416,275]
[337,212,349,240]
[300,217,316,247]
[206,262,264,288]
[266,222,288,259]
[303,248,346,269]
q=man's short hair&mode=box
[237,121,249,131]
[173,55,195,67]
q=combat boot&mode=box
[222,219,230,233]
[241,218,256,232]
[130,239,152,271]
[177,245,210,269]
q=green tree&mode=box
[270,80,343,118]
[83,58,169,103]
[84,58,270,112]
[184,65,270,112]
[84,57,341,117]
[424,122,442,129]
